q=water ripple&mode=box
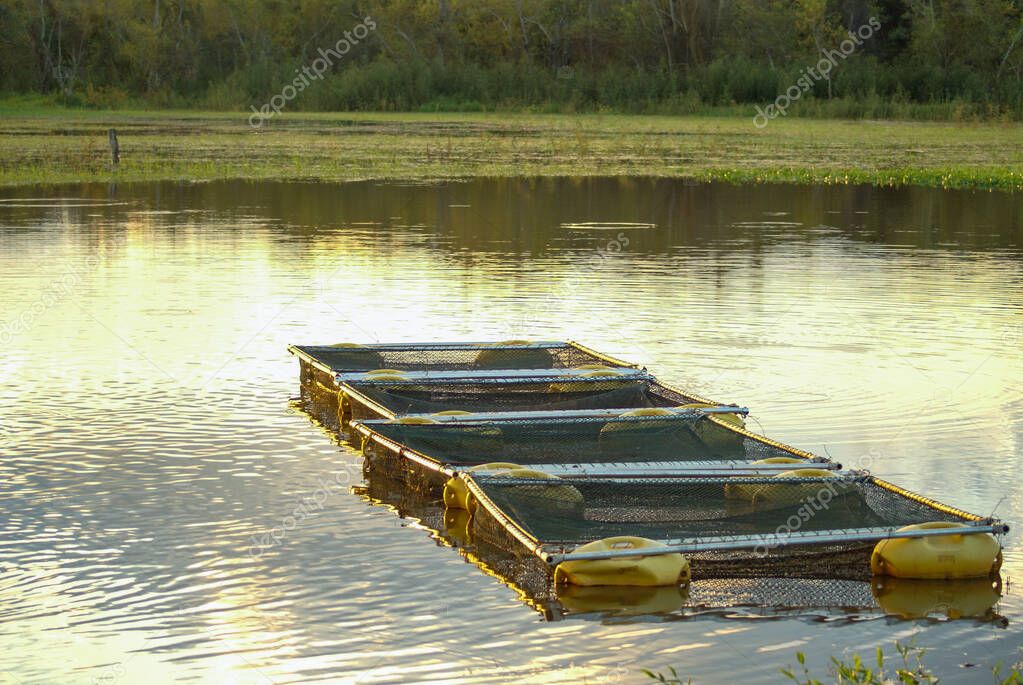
[0,178,1020,684]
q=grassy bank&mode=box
[1,105,1022,191]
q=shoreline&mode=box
[1,108,1020,191]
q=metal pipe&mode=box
[318,340,569,351]
[336,367,655,385]
[542,523,1008,564]
[532,460,842,476]
[482,474,865,486]
[357,405,749,424]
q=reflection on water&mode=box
[0,178,1021,683]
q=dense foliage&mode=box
[2,0,1022,117]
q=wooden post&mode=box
[108,129,120,165]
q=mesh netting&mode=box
[362,414,796,465]
[685,577,878,612]
[297,382,344,434]
[300,362,347,401]
[554,577,882,617]
[345,379,705,420]
[361,437,451,494]
[470,475,971,551]
[292,342,631,373]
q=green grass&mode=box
[1,104,1022,190]
[643,641,1023,685]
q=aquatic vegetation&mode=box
[1,108,1021,191]
[643,642,1023,684]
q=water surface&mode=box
[1,178,1021,684]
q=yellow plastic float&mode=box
[495,468,586,517]
[870,522,1002,579]
[598,407,703,457]
[361,369,408,382]
[556,583,688,615]
[443,508,474,547]
[474,340,555,370]
[554,536,691,587]
[752,457,805,465]
[548,367,634,393]
[396,415,438,425]
[872,576,1002,619]
[443,462,523,510]
[358,369,413,390]
[427,411,504,454]
[725,468,839,505]
[680,403,747,454]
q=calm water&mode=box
[1,178,1021,684]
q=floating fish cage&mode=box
[291,340,638,399]
[462,473,1005,583]
[355,464,1005,622]
[289,341,718,425]
[291,340,1009,603]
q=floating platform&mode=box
[291,340,1008,596]
[289,341,718,423]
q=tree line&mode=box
[2,0,1022,118]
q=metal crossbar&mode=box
[524,460,843,476]
[337,367,655,385]
[355,405,749,424]
[542,522,1009,563]
[314,341,570,351]
[475,474,869,487]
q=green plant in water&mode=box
[993,662,1023,685]
[644,643,1022,685]
[781,641,938,685]
[780,641,1023,685]
[642,665,692,684]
